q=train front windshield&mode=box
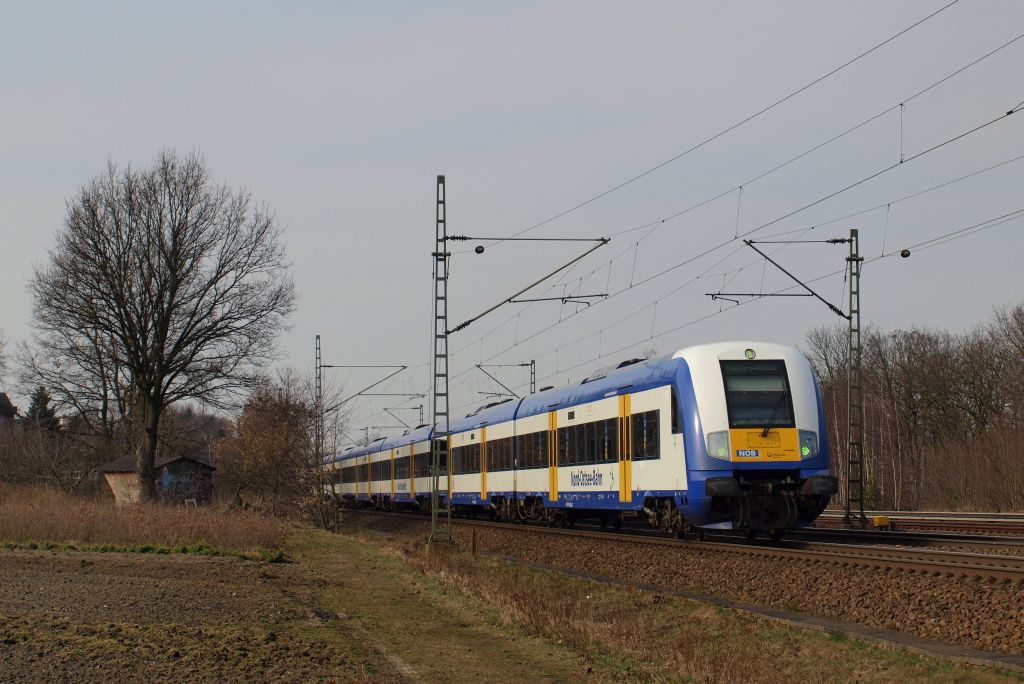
[720,360,794,429]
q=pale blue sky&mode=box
[2,1,1022,442]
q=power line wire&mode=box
[495,0,961,243]
[447,38,1024,360]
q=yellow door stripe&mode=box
[618,394,633,503]
[390,449,395,499]
[548,411,558,501]
[480,427,488,501]
[410,448,415,498]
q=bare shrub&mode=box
[215,371,329,519]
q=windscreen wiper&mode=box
[761,395,787,437]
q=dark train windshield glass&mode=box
[720,360,794,429]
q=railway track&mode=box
[760,526,1024,553]
[816,511,1024,536]
[346,509,1024,583]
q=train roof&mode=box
[327,436,388,464]
[324,342,805,451]
[379,424,433,450]
[516,353,680,419]
[448,396,522,434]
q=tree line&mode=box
[805,303,1024,511]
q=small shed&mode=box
[100,454,216,505]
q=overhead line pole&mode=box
[315,335,324,467]
[429,175,453,544]
[843,230,867,526]
[429,178,609,543]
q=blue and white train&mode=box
[325,342,837,537]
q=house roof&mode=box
[0,393,16,417]
[100,454,216,474]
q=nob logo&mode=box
[736,449,760,458]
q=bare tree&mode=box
[28,151,296,500]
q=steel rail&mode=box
[816,513,1024,535]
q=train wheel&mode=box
[744,529,757,540]
[768,528,784,542]
[612,515,622,530]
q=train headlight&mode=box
[706,431,730,460]
[798,430,818,459]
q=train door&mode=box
[548,411,558,502]
[390,449,395,501]
[410,447,415,499]
[618,394,633,503]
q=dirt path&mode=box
[290,531,596,683]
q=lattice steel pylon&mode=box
[315,335,323,468]
[843,229,867,525]
[428,175,454,543]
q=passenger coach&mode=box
[325,341,836,537]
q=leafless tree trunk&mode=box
[27,151,295,500]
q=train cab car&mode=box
[676,342,836,534]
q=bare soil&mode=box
[0,549,381,683]
[0,532,595,683]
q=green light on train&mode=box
[801,445,810,456]
[717,447,727,457]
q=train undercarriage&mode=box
[336,473,835,540]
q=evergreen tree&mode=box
[22,386,59,432]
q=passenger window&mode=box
[606,418,619,462]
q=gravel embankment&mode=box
[341,511,1024,655]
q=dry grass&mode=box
[405,545,797,682]
[0,484,286,553]
[374,536,1016,684]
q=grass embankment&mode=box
[331,523,1023,683]
[0,484,286,558]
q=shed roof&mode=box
[100,454,216,474]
